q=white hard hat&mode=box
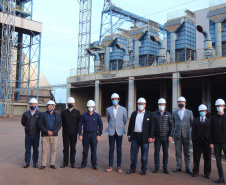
[215,98,225,106]
[198,104,207,111]
[111,93,120,99]
[29,98,37,104]
[137,97,146,104]
[67,97,75,103]
[87,100,95,107]
[178,96,186,102]
[47,100,55,105]
[158,98,166,104]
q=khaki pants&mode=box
[41,136,58,166]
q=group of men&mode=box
[21,94,226,183]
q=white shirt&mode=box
[134,110,145,132]
[178,108,185,120]
[68,108,73,112]
[30,109,36,116]
[113,105,119,119]
[200,116,206,122]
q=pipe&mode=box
[87,50,101,72]
[115,44,130,69]
[105,47,110,71]
[150,36,166,64]
[134,40,140,67]
[197,25,213,58]
[215,23,222,57]
[170,33,176,63]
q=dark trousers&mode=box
[130,133,149,172]
[192,142,211,175]
[154,136,169,169]
[214,143,226,178]
[63,133,77,164]
[81,132,98,166]
[174,138,191,169]
[108,132,123,167]
[25,134,40,165]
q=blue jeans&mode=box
[81,132,98,166]
[25,134,40,165]
[130,133,149,172]
[109,132,123,167]
[154,136,169,169]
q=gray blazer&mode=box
[105,105,127,136]
[172,109,194,139]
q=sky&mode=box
[32,0,211,103]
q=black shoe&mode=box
[192,173,198,177]
[50,165,57,169]
[204,174,210,179]
[140,171,146,175]
[152,168,159,173]
[33,164,38,168]
[186,169,192,174]
[71,164,76,168]
[93,165,98,170]
[173,168,181,172]
[215,178,225,183]
[23,164,29,168]
[163,168,169,174]
[78,165,86,169]
[127,169,136,174]
[40,166,45,170]
[60,163,68,168]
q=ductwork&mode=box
[115,44,130,69]
[87,50,101,72]
[150,36,166,64]
[197,25,213,58]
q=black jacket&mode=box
[209,113,226,144]
[38,111,62,137]
[192,117,210,145]
[127,110,154,144]
[21,110,41,135]
[61,108,81,135]
[153,110,174,137]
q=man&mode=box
[172,96,193,174]
[61,97,81,168]
[38,100,62,170]
[152,98,173,174]
[105,93,127,173]
[192,104,211,179]
[21,98,41,168]
[78,100,103,170]
[209,99,226,183]
[127,97,154,175]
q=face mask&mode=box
[217,107,224,113]
[200,112,206,117]
[112,100,118,106]
[138,105,145,111]
[30,106,36,110]
[88,107,94,112]
[159,105,165,111]
[68,104,73,108]
[47,107,54,114]
[178,104,184,108]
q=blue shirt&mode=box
[78,112,103,136]
[46,112,55,131]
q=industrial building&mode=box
[67,1,226,118]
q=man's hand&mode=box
[210,144,214,149]
[96,136,101,142]
[148,138,154,143]
[48,131,53,136]
[168,136,173,142]
[79,136,83,141]
[128,136,131,143]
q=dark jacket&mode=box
[209,113,226,144]
[153,110,174,137]
[61,108,81,135]
[127,110,154,144]
[21,110,41,135]
[38,111,62,137]
[192,117,210,145]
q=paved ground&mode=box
[0,117,225,185]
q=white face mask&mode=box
[138,105,145,111]
[217,107,224,113]
[88,107,94,112]
[159,105,165,111]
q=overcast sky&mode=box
[32,0,211,103]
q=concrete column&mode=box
[94,80,100,114]
[134,40,140,67]
[202,79,211,113]
[170,32,176,63]
[105,47,110,71]
[215,22,222,57]
[160,81,167,99]
[66,84,71,108]
[172,72,181,111]
[128,77,135,117]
